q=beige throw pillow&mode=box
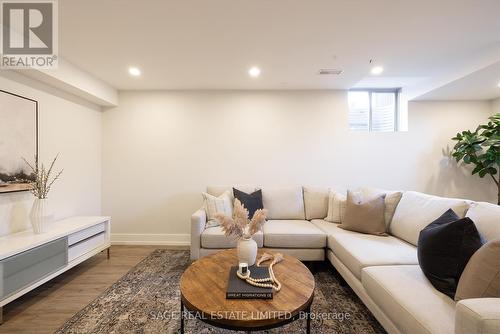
[455,239,500,301]
[360,187,402,227]
[303,186,330,220]
[325,191,347,223]
[339,190,387,236]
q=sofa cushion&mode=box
[466,202,500,242]
[303,186,329,220]
[329,230,418,280]
[263,220,326,248]
[362,265,456,334]
[455,298,500,334]
[311,219,356,250]
[201,226,263,249]
[262,187,305,220]
[390,191,470,245]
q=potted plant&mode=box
[452,113,500,204]
[216,200,267,265]
[23,154,63,233]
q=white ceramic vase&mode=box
[30,198,48,234]
[237,237,258,266]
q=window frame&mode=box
[348,88,401,132]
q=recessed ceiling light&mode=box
[128,67,141,76]
[371,66,384,75]
[498,82,500,87]
[248,66,261,78]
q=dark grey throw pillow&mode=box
[233,188,263,219]
[417,209,483,299]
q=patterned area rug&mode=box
[56,250,385,334]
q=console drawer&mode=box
[68,223,106,246]
[0,237,67,299]
[68,233,106,262]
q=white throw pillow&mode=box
[360,187,402,227]
[325,191,347,223]
[202,190,233,225]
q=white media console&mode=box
[0,216,111,323]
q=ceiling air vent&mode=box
[318,69,343,75]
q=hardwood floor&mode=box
[0,245,188,334]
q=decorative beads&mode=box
[236,252,285,292]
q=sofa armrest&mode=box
[455,298,500,334]
[190,209,206,260]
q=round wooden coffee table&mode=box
[180,249,315,333]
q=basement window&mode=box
[348,89,400,132]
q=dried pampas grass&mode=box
[215,199,267,239]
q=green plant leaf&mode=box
[451,113,500,191]
[471,165,482,175]
[487,167,498,175]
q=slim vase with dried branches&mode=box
[216,200,267,266]
[23,154,63,234]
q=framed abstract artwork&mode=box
[0,90,38,194]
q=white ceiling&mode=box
[59,0,500,99]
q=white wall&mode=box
[492,98,500,114]
[102,90,496,243]
[0,72,102,237]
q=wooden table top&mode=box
[180,249,315,330]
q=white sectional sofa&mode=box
[190,186,500,334]
[191,186,327,261]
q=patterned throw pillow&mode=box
[325,191,347,223]
[202,190,233,227]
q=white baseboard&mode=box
[111,233,190,246]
